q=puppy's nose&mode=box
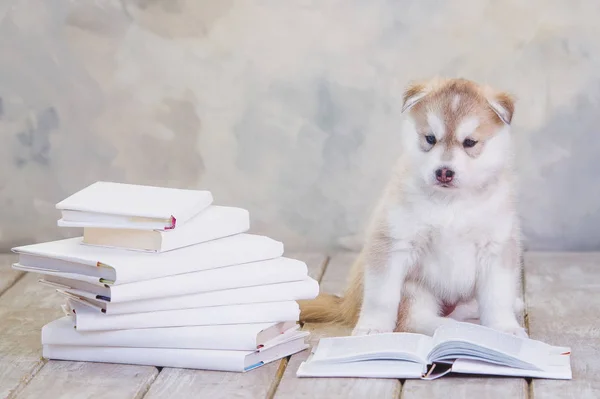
[435,168,455,183]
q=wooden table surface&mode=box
[0,251,597,399]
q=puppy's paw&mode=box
[352,311,396,336]
[352,318,395,336]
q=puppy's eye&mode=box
[463,138,478,148]
[425,135,437,145]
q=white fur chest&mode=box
[418,226,479,303]
[387,190,515,304]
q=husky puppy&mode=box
[300,77,527,337]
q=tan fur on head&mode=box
[402,77,515,125]
[401,78,516,164]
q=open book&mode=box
[296,322,571,380]
[82,205,250,252]
[56,181,213,230]
[11,234,283,284]
[43,317,307,351]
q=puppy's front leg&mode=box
[477,243,527,338]
[352,249,411,335]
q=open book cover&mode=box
[11,234,284,284]
[296,322,572,380]
[43,317,308,351]
[37,257,310,303]
[66,300,302,331]
[53,277,319,314]
[43,336,309,372]
[56,181,213,230]
[82,205,250,253]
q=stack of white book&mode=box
[12,181,317,372]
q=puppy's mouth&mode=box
[434,182,457,189]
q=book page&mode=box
[430,322,570,369]
[297,359,425,379]
[16,253,110,280]
[450,358,572,379]
[310,332,433,365]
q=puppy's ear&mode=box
[487,92,515,125]
[402,82,428,113]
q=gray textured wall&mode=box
[1,0,599,252]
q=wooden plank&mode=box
[15,362,158,399]
[274,252,402,399]
[0,254,22,296]
[403,260,528,399]
[0,273,66,398]
[298,252,329,282]
[317,252,354,297]
[525,252,600,399]
[143,253,328,399]
[404,376,527,398]
[0,273,157,399]
[143,365,281,399]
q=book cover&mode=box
[54,277,319,313]
[67,300,302,331]
[42,317,307,351]
[81,206,250,252]
[12,234,284,284]
[56,181,213,230]
[43,337,309,372]
[39,257,311,303]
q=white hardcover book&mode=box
[43,337,309,372]
[82,206,250,253]
[12,234,283,284]
[296,322,572,380]
[54,277,319,313]
[42,317,307,350]
[56,181,213,230]
[38,257,309,303]
[67,300,301,331]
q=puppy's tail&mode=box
[298,294,345,323]
[298,254,363,326]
